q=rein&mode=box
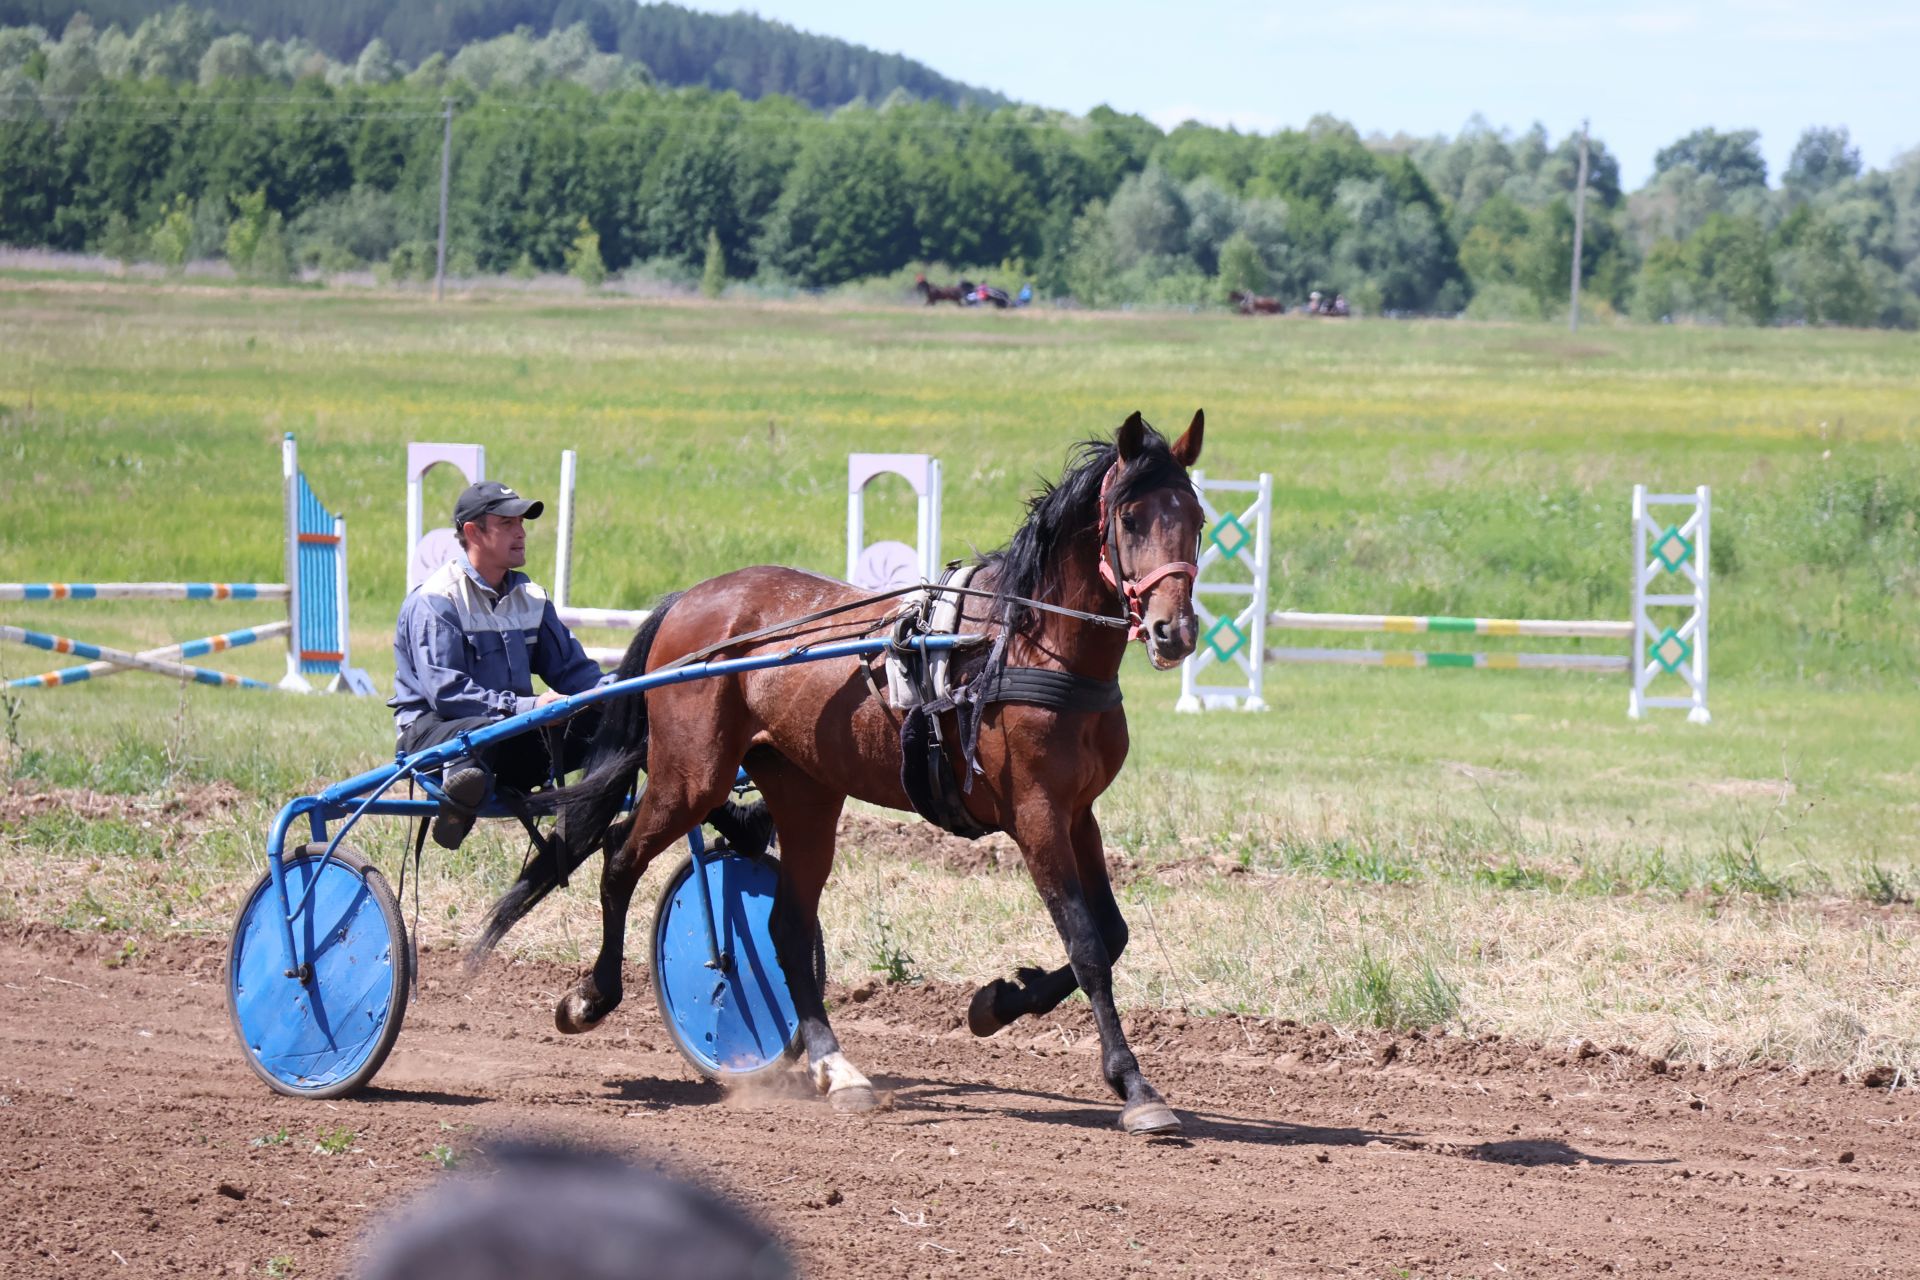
[647,456,1195,675]
[649,581,1128,678]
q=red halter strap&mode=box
[1096,461,1198,643]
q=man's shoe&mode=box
[431,761,491,851]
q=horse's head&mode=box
[1100,410,1205,670]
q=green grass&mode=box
[4,277,1920,1069]
[3,280,1919,876]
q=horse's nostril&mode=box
[1151,618,1173,644]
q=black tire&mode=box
[225,843,411,1100]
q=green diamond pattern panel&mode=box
[1204,616,1247,664]
[1651,524,1693,574]
[1209,512,1251,561]
[1650,626,1691,675]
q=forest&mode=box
[1,5,1915,326]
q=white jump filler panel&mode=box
[1176,471,1273,713]
[1630,485,1711,723]
[847,454,942,590]
[406,442,486,591]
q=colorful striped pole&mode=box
[1266,645,1628,673]
[1268,611,1631,640]
[0,583,288,602]
[5,622,290,688]
[2,626,273,689]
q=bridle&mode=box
[1095,460,1199,644]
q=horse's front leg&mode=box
[1012,809,1178,1135]
[751,759,878,1111]
[967,808,1126,1034]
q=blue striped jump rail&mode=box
[0,583,289,602]
[6,621,291,689]
[1,625,273,689]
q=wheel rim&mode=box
[653,851,802,1077]
[229,855,401,1092]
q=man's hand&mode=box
[535,690,565,708]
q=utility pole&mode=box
[1568,118,1589,333]
[434,100,452,303]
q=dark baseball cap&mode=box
[453,480,544,528]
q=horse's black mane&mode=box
[977,420,1188,633]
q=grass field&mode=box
[4,276,1919,1076]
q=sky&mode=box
[679,1,1918,186]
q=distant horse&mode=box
[1228,289,1282,315]
[915,274,969,305]
[477,412,1208,1136]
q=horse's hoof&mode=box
[829,1084,879,1113]
[554,991,603,1035]
[967,981,1008,1037]
[1120,1099,1182,1136]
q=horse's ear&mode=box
[1171,409,1204,467]
[1116,411,1146,462]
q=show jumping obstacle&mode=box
[1178,482,1711,721]
[846,453,943,590]
[407,443,652,669]
[3,436,373,695]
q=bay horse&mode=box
[915,273,969,305]
[1228,289,1282,315]
[476,411,1206,1135]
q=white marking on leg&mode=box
[810,1051,872,1097]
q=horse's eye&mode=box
[1120,514,1140,535]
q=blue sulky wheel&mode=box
[226,843,411,1099]
[650,845,826,1083]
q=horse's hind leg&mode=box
[747,753,878,1111]
[555,757,739,1035]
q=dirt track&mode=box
[1,927,1915,1279]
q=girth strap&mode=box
[967,666,1122,713]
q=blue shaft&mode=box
[264,633,969,973]
[684,826,730,973]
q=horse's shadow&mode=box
[877,1076,1672,1168]
[601,1076,731,1108]
[353,1085,490,1107]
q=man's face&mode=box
[464,514,528,575]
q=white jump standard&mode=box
[847,454,943,590]
[1629,485,1711,723]
[1176,470,1273,712]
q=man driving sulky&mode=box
[390,481,606,850]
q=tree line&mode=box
[0,10,1916,326]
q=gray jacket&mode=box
[388,558,605,733]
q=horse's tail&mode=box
[468,593,683,965]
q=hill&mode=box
[0,0,1011,109]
